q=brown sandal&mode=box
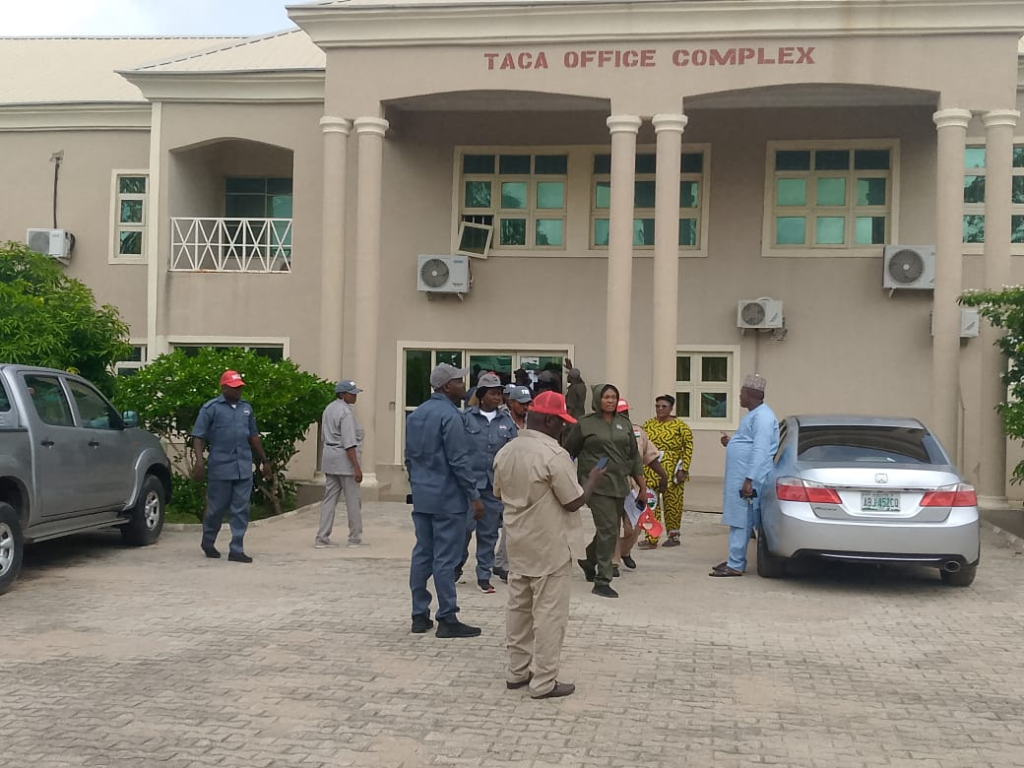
[709,565,743,577]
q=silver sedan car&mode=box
[757,415,980,586]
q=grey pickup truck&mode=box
[0,364,172,595]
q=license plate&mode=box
[862,492,900,512]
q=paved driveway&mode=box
[5,503,1024,768]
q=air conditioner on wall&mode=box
[883,245,935,290]
[417,255,470,294]
[737,298,784,329]
[26,228,73,261]
[930,308,981,339]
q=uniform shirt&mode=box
[721,402,779,528]
[565,380,587,421]
[191,395,259,481]
[321,398,363,476]
[562,412,642,499]
[463,406,517,489]
[632,423,660,466]
[405,392,481,513]
[492,429,586,577]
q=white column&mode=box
[318,116,352,384]
[978,109,1019,501]
[351,116,389,483]
[605,115,642,395]
[145,102,163,357]
[932,108,972,455]
[651,113,687,404]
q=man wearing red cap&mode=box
[493,391,605,699]
[191,370,272,563]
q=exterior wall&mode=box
[0,130,150,333]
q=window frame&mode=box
[589,143,711,257]
[961,138,1024,255]
[453,149,570,255]
[395,341,574,462]
[109,170,149,264]
[674,345,740,430]
[114,342,148,377]
[762,140,900,258]
[167,336,290,361]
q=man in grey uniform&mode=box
[316,379,365,548]
[192,370,272,563]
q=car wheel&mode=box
[755,527,786,579]
[940,564,977,587]
[121,475,165,547]
[0,503,25,596]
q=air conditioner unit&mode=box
[883,245,934,290]
[737,298,784,329]
[26,228,73,261]
[417,255,470,294]
[930,308,981,339]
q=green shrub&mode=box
[115,348,333,514]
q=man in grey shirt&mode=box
[316,379,365,548]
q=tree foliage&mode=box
[115,348,333,517]
[960,287,1024,484]
[0,241,130,395]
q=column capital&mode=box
[982,109,1021,129]
[606,114,642,134]
[319,116,352,135]
[353,116,390,136]
[652,113,688,133]
[933,108,972,130]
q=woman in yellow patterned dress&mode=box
[639,395,694,548]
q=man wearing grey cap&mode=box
[711,373,779,577]
[316,380,365,549]
[406,363,485,638]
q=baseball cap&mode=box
[616,398,629,413]
[530,391,576,424]
[477,372,502,389]
[429,363,469,388]
[508,386,533,404]
[335,379,363,394]
[220,370,245,388]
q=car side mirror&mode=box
[122,410,139,428]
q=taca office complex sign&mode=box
[482,46,818,71]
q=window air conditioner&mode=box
[417,255,470,294]
[883,245,935,290]
[737,298,784,329]
[26,228,73,262]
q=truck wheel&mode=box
[0,503,24,595]
[121,475,165,546]
[756,527,786,579]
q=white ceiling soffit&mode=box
[387,90,610,111]
[288,0,1024,48]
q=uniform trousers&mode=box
[458,488,502,582]
[410,510,467,621]
[581,493,622,587]
[202,478,252,555]
[494,527,509,571]
[317,473,362,545]
[506,560,572,697]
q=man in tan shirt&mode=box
[493,391,604,700]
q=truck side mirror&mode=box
[122,410,139,428]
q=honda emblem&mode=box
[875,473,888,484]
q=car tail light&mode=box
[776,477,842,504]
[920,483,977,507]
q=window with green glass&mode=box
[962,143,1024,246]
[770,145,892,249]
[675,351,734,424]
[591,149,708,249]
[458,151,567,251]
[113,174,148,258]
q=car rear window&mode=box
[796,426,947,464]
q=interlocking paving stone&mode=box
[4,501,1024,768]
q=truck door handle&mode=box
[41,439,54,447]
[88,440,101,447]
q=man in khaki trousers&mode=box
[492,392,604,700]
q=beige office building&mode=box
[2,0,1024,502]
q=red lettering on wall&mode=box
[581,50,596,67]
[672,49,689,66]
[709,48,737,66]
[535,52,549,69]
[757,48,776,64]
[564,51,579,68]
[499,53,515,70]
[796,46,816,64]
[738,48,756,64]
[692,49,708,66]
[484,53,499,70]
[778,47,794,64]
[485,45,817,71]
[622,50,639,67]
[640,49,656,67]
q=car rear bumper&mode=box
[765,505,980,565]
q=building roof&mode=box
[0,37,241,105]
[129,29,325,74]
